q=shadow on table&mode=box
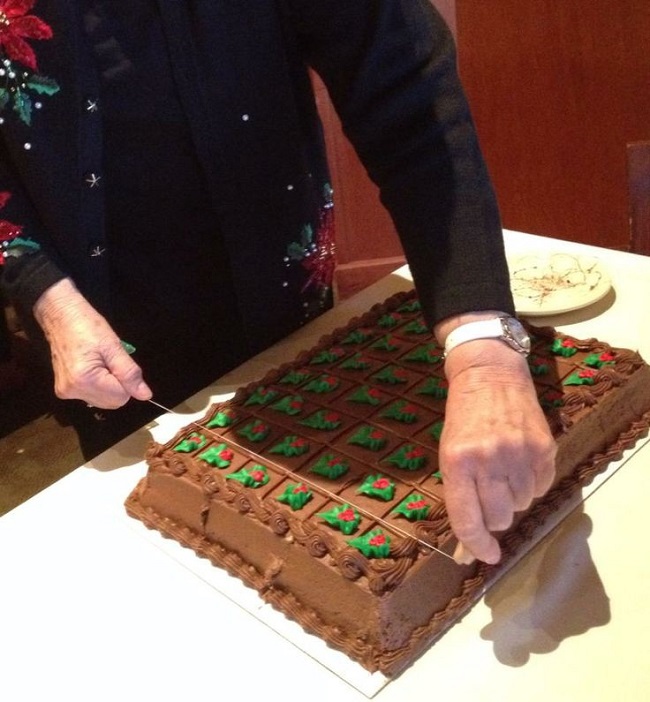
[480,504,610,666]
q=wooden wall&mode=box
[321,1,650,300]
[455,0,650,250]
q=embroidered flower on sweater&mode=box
[0,0,59,125]
[0,190,26,264]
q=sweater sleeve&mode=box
[0,140,67,315]
[286,0,514,326]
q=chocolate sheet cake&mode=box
[125,290,650,676]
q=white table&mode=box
[2,230,649,701]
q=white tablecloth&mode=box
[1,230,649,701]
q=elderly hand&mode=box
[34,278,152,409]
[435,314,557,564]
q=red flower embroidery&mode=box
[0,191,23,265]
[0,0,53,72]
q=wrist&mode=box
[33,277,87,329]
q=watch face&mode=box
[504,317,531,353]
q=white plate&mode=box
[508,251,612,316]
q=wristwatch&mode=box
[443,316,531,358]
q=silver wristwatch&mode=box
[443,316,531,358]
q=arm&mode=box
[290,0,556,561]
[1,148,150,409]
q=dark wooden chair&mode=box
[627,140,650,255]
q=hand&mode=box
[435,316,556,564]
[33,278,152,409]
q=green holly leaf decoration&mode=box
[347,425,388,451]
[346,385,383,406]
[377,312,402,329]
[415,376,448,399]
[551,338,578,357]
[199,443,235,468]
[299,410,341,431]
[385,444,428,470]
[370,335,401,351]
[402,319,430,335]
[310,453,350,479]
[341,328,373,345]
[279,369,312,385]
[269,435,310,457]
[348,529,391,558]
[244,386,279,406]
[276,483,312,511]
[429,421,444,442]
[206,408,236,428]
[563,369,597,386]
[380,400,419,424]
[371,365,408,385]
[237,420,271,442]
[403,344,443,364]
[584,351,616,368]
[270,394,304,415]
[393,494,430,520]
[339,352,372,370]
[226,464,269,488]
[173,432,208,453]
[304,374,339,393]
[357,474,395,501]
[310,347,346,365]
[318,503,361,535]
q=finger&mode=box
[476,473,516,533]
[444,475,502,564]
[503,463,536,512]
[104,347,152,401]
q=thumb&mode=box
[106,347,153,401]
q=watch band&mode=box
[444,316,530,358]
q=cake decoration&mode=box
[372,365,408,385]
[552,338,578,357]
[347,425,388,451]
[357,475,396,501]
[299,410,341,431]
[404,343,443,364]
[199,443,235,468]
[563,368,597,386]
[310,347,346,365]
[348,529,391,558]
[269,435,310,456]
[318,503,361,535]
[371,334,401,351]
[378,312,402,328]
[270,394,304,415]
[339,352,372,370]
[309,453,350,479]
[276,483,313,511]
[385,444,428,470]
[341,328,374,344]
[380,400,420,424]
[206,408,237,428]
[402,319,430,335]
[584,351,616,368]
[346,385,382,406]
[416,377,448,399]
[173,432,207,452]
[237,420,271,442]
[279,369,312,385]
[393,494,431,520]
[245,386,279,406]
[303,374,340,393]
[226,464,270,488]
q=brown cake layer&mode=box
[125,290,650,676]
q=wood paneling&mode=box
[627,140,650,255]
[456,0,650,250]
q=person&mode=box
[0,0,555,564]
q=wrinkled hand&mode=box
[34,278,152,409]
[437,334,556,565]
